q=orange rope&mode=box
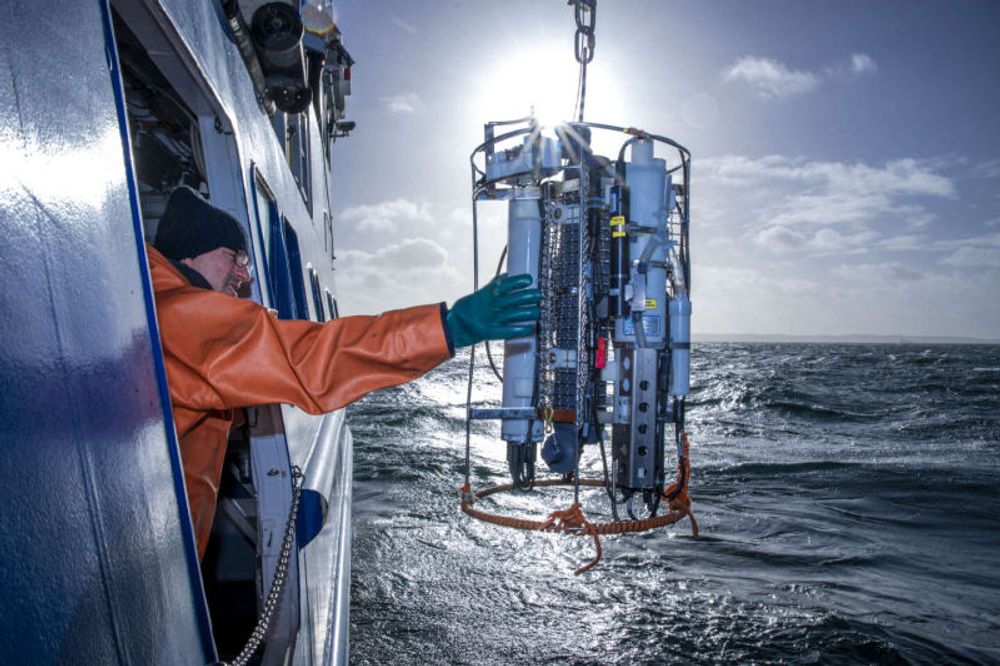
[537,503,602,575]
[662,433,699,536]
[460,435,697,574]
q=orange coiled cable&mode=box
[460,434,697,574]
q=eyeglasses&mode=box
[232,250,251,269]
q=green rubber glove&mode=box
[446,273,542,349]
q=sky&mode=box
[326,0,1000,339]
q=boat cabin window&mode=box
[289,113,312,212]
[268,209,296,319]
[270,111,312,213]
[262,195,294,319]
[253,178,311,321]
[283,220,310,320]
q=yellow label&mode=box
[610,215,626,226]
[645,298,657,309]
[612,230,626,238]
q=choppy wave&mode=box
[349,343,1000,664]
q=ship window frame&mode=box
[248,167,276,310]
[248,172,301,320]
[323,210,333,261]
[288,111,312,214]
[325,290,339,320]
[282,219,310,320]
[308,266,325,323]
[272,109,313,215]
[251,172,296,318]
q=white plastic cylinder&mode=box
[614,139,669,347]
[669,295,691,396]
[502,198,543,443]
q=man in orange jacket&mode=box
[149,186,539,558]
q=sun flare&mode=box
[472,43,617,130]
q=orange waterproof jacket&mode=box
[147,245,452,557]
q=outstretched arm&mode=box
[157,287,452,416]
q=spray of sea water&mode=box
[348,343,1000,664]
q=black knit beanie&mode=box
[154,185,247,260]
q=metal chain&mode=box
[538,199,555,420]
[223,465,304,666]
[572,0,596,64]
[571,0,596,122]
[574,169,594,505]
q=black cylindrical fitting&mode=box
[609,181,630,318]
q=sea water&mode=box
[348,344,1000,664]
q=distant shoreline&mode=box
[696,334,1000,345]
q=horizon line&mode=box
[695,333,999,344]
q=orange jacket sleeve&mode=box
[148,246,452,421]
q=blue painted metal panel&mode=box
[0,0,358,661]
[0,1,213,662]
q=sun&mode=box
[472,44,584,129]
[468,41,627,145]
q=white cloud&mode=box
[754,224,877,254]
[807,227,878,253]
[754,225,806,250]
[334,238,462,314]
[701,156,954,199]
[381,92,422,114]
[723,56,819,99]
[940,247,1000,268]
[877,234,927,251]
[694,264,831,335]
[937,232,1000,268]
[724,52,878,99]
[832,262,924,283]
[699,156,955,238]
[332,198,497,315]
[689,153,991,335]
[973,159,1000,179]
[695,260,1000,338]
[339,198,433,233]
[809,228,847,252]
[850,53,877,74]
